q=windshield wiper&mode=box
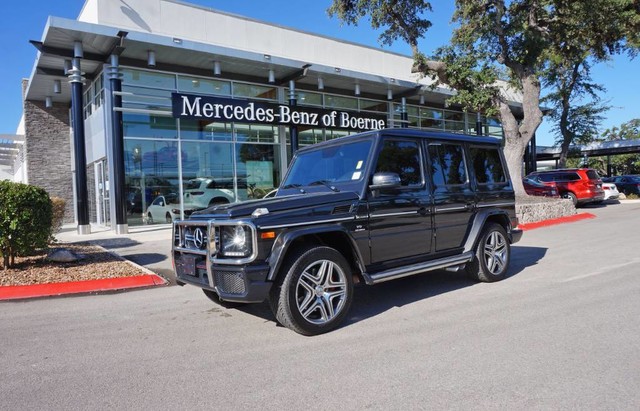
[308,180,340,192]
[281,183,302,189]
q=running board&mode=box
[362,252,474,285]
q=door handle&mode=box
[464,203,475,211]
[418,207,431,216]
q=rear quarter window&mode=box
[468,146,507,189]
[585,170,600,180]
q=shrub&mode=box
[0,181,53,269]
[50,196,66,234]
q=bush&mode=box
[50,196,66,234]
[0,181,53,269]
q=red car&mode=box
[523,177,559,197]
[527,168,605,206]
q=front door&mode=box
[368,137,433,268]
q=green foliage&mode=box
[0,181,53,269]
[600,119,640,175]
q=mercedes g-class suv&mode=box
[172,129,522,335]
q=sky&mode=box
[1,0,638,147]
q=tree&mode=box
[600,118,640,175]
[329,0,640,196]
[542,58,610,168]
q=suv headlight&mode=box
[220,225,253,257]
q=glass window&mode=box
[180,119,233,141]
[121,86,172,109]
[295,90,323,107]
[325,94,358,110]
[237,143,281,199]
[233,83,277,100]
[375,139,423,187]
[235,124,279,144]
[428,143,468,188]
[298,128,324,146]
[123,113,177,139]
[181,141,238,204]
[469,146,507,187]
[122,69,176,90]
[421,108,443,119]
[421,118,444,130]
[178,76,231,96]
[360,99,388,113]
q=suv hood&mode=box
[188,191,360,220]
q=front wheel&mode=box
[269,246,353,336]
[466,223,510,282]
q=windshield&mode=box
[283,139,373,188]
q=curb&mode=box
[0,274,167,301]
[518,212,596,231]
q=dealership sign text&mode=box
[172,93,387,131]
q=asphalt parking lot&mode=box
[2,201,639,409]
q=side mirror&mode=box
[369,172,401,190]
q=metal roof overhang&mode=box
[0,135,24,167]
[26,16,523,115]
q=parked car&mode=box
[601,181,620,201]
[523,177,559,197]
[527,168,605,206]
[610,175,640,196]
[145,194,203,224]
[172,129,522,335]
[183,178,237,208]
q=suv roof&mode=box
[294,128,502,154]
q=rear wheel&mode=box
[269,246,353,336]
[562,192,578,206]
[466,223,510,283]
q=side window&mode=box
[428,142,468,192]
[469,146,507,189]
[538,174,553,183]
[374,139,423,187]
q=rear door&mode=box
[426,141,476,252]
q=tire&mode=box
[146,213,154,224]
[165,212,173,223]
[562,192,578,207]
[269,246,353,336]
[202,289,241,309]
[466,223,510,283]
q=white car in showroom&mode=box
[145,193,203,224]
[183,177,237,208]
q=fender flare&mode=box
[266,225,366,281]
[462,209,512,253]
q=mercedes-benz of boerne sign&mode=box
[172,93,387,131]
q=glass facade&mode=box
[114,67,503,226]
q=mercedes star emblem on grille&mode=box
[193,228,205,249]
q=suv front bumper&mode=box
[510,228,523,244]
[174,252,272,303]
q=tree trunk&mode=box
[497,73,544,197]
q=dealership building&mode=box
[12,0,521,234]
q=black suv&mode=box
[172,129,522,335]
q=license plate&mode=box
[181,254,198,277]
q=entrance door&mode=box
[96,160,110,226]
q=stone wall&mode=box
[516,197,576,225]
[23,98,75,223]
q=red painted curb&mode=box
[0,274,167,301]
[518,212,596,231]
